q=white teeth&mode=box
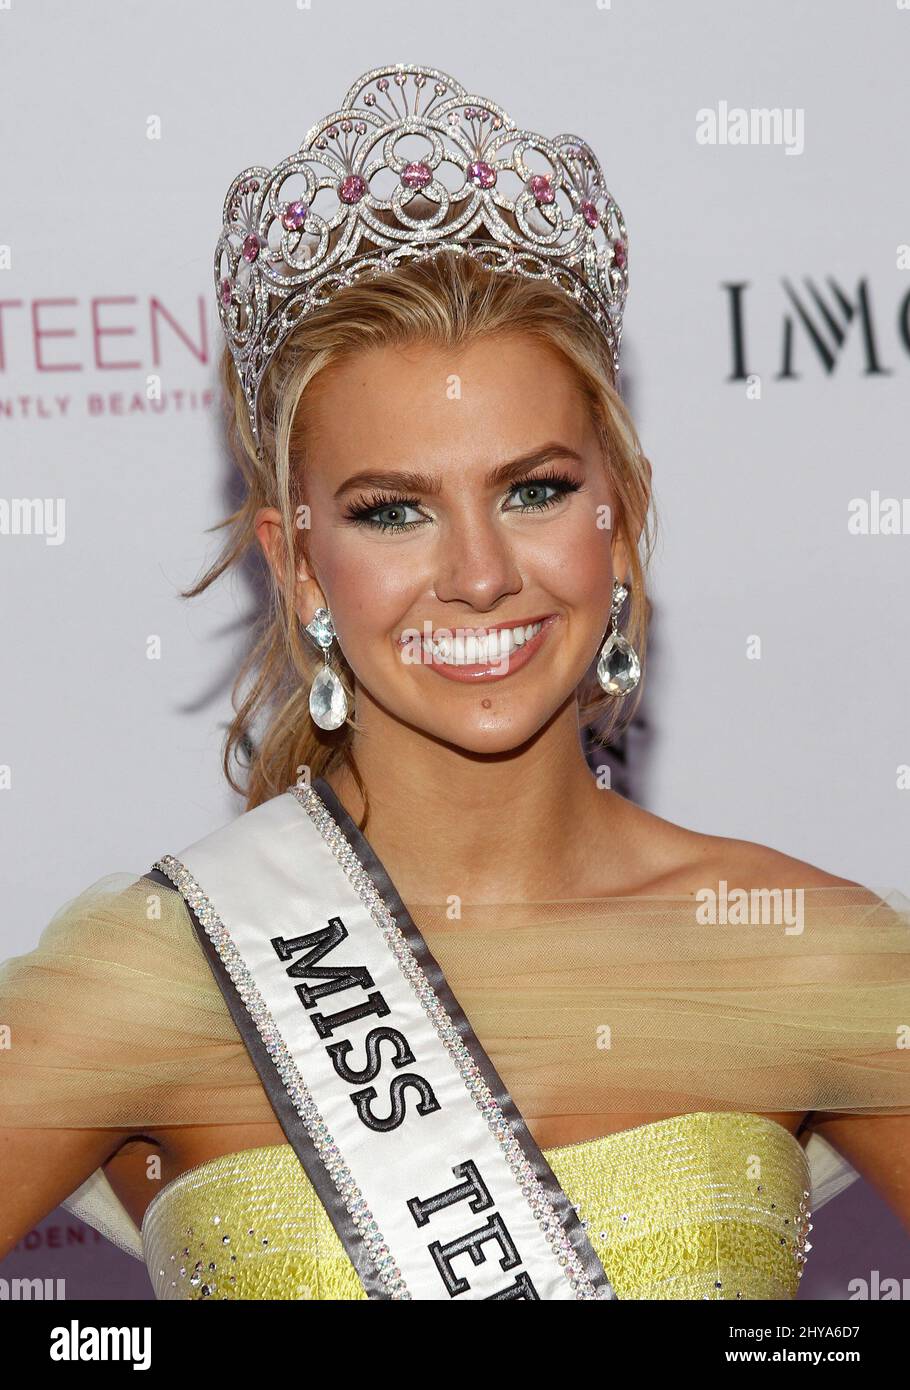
[423,620,544,665]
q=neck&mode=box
[318,698,637,906]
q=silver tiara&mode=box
[215,62,629,455]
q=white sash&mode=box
[151,777,614,1301]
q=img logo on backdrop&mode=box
[723,276,910,383]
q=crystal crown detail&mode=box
[215,62,629,454]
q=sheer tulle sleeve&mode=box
[5,877,907,1133]
[410,885,910,1120]
[2,874,909,1252]
[0,872,273,1129]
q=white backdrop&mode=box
[1,0,909,1296]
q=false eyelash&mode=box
[342,469,583,533]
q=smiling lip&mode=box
[406,613,560,683]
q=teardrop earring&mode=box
[596,579,641,696]
[304,606,349,730]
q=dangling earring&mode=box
[596,579,641,696]
[304,606,349,730]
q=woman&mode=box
[1,62,909,1301]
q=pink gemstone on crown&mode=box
[339,174,367,204]
[242,233,261,262]
[401,161,432,190]
[281,199,309,231]
[529,174,555,205]
[612,240,627,269]
[219,277,232,307]
[581,200,600,228]
[467,160,496,189]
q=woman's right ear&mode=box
[254,507,327,623]
[253,507,288,591]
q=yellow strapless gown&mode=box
[141,1111,812,1300]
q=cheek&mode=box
[526,510,613,606]
[312,532,420,654]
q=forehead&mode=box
[301,333,594,479]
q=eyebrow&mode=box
[333,443,586,500]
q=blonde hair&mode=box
[183,250,657,829]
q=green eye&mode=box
[344,494,426,533]
[363,502,424,532]
[507,481,561,510]
[504,471,582,513]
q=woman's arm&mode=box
[0,1125,134,1260]
[727,850,910,1232]
[807,1113,910,1235]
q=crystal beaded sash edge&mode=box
[150,852,408,1299]
[293,778,613,1301]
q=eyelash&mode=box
[342,470,582,534]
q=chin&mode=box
[361,674,571,754]
[415,707,557,757]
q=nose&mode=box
[430,508,524,612]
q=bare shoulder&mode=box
[694,835,862,894]
[608,792,862,896]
